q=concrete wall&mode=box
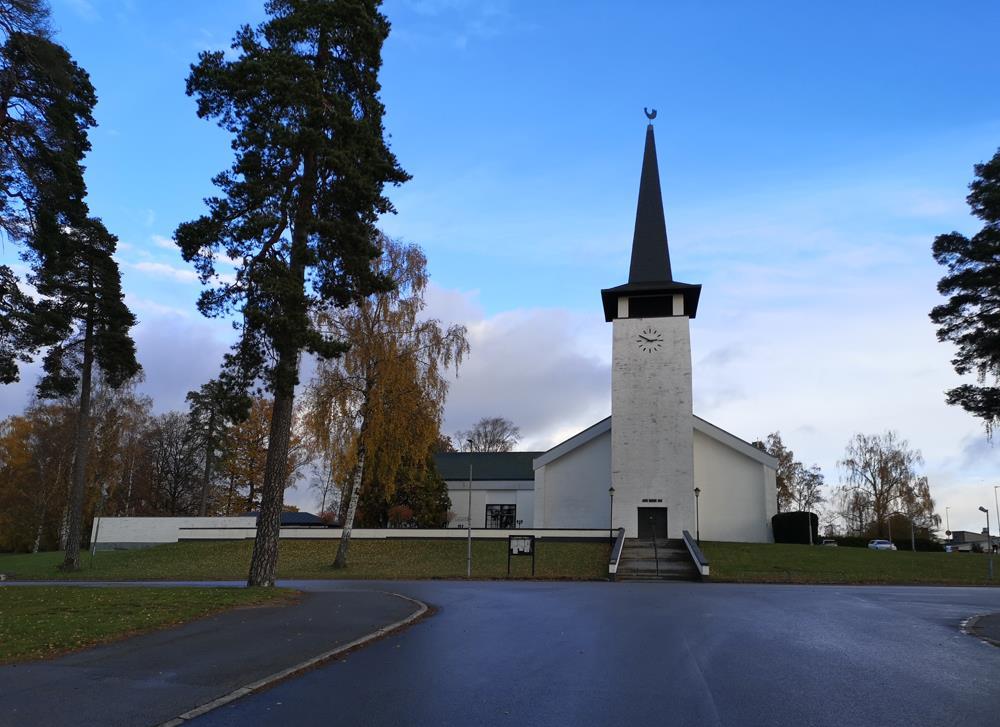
[693,428,775,543]
[90,516,606,548]
[534,427,612,529]
[611,313,695,538]
[90,516,256,549]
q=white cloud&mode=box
[151,234,174,250]
[129,261,199,283]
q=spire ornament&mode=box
[644,107,657,121]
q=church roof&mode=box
[600,120,701,321]
[434,451,543,481]
[533,415,777,470]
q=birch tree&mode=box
[304,237,468,568]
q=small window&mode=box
[485,504,516,529]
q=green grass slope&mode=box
[0,539,609,582]
[703,541,1000,586]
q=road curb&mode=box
[962,612,1000,648]
[155,590,429,727]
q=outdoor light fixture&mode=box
[693,487,701,544]
[608,486,616,544]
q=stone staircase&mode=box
[616,537,699,581]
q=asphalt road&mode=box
[0,587,419,727]
[191,581,1000,727]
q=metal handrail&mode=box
[652,535,659,577]
[608,527,626,576]
[682,530,710,578]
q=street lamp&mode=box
[693,487,701,544]
[945,506,952,539]
[608,486,616,544]
[466,439,473,579]
[994,487,1000,552]
[979,506,993,580]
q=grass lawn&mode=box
[0,539,609,582]
[703,541,1000,586]
[0,586,296,664]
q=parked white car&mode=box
[867,539,897,551]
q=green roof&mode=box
[433,452,542,481]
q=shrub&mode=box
[772,511,819,544]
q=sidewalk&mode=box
[967,612,1000,647]
[0,587,424,727]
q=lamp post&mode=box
[979,506,993,579]
[608,486,615,544]
[693,487,701,544]
[466,439,473,579]
[945,506,951,539]
[994,487,1000,552]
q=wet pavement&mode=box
[0,587,419,727]
[191,580,1000,727]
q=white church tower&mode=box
[600,117,702,539]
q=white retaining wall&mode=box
[90,517,607,549]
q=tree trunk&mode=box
[32,499,47,554]
[334,444,366,568]
[246,357,297,587]
[334,402,370,569]
[60,314,95,571]
[198,412,216,516]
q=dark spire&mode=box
[628,123,672,283]
[599,115,701,322]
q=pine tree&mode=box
[0,0,97,382]
[931,148,1000,434]
[185,378,248,515]
[176,0,408,586]
[28,216,140,570]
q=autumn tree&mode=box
[175,0,408,587]
[304,237,468,567]
[836,431,937,539]
[752,432,824,514]
[458,416,520,453]
[217,396,308,514]
[931,148,1000,434]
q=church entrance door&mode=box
[637,507,668,539]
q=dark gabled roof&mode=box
[248,511,326,527]
[601,122,701,321]
[434,452,543,481]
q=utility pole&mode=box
[466,439,473,579]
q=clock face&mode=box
[636,326,663,353]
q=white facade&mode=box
[528,416,777,542]
[445,482,535,529]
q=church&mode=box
[436,119,778,543]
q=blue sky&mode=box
[4,0,1000,526]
